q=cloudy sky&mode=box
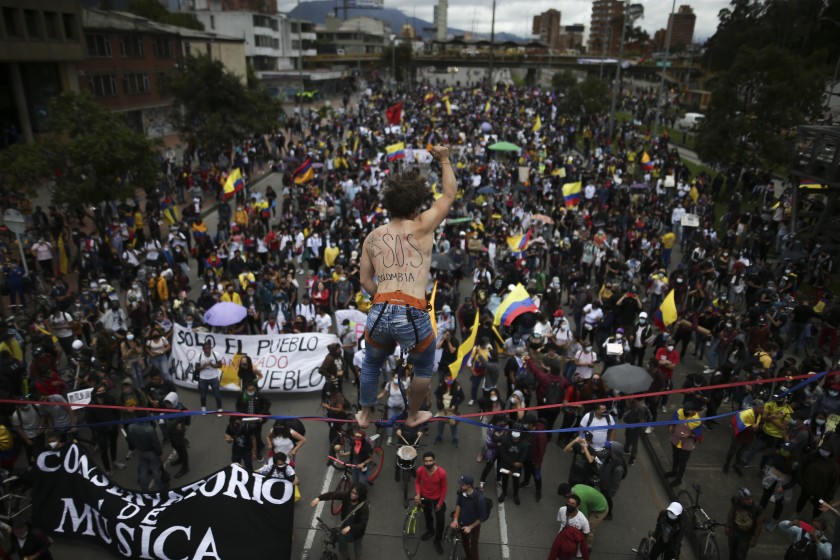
[279,0,731,42]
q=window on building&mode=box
[210,15,215,29]
[205,42,211,55]
[86,34,112,57]
[122,73,150,95]
[23,9,41,39]
[253,15,278,30]
[152,37,173,58]
[44,12,60,40]
[254,35,279,49]
[120,35,144,57]
[2,7,20,38]
[89,74,118,97]
[62,13,76,40]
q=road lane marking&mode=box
[498,500,510,559]
[303,463,337,557]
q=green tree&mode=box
[0,92,159,209]
[695,46,825,171]
[552,70,577,93]
[163,55,284,158]
[563,75,610,115]
[381,42,414,84]
[127,0,204,30]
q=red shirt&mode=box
[655,347,680,380]
[414,465,448,507]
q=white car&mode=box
[678,112,705,130]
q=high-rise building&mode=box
[667,5,696,50]
[433,0,447,42]
[532,9,561,49]
[587,0,623,56]
[558,24,585,52]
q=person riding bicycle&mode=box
[311,483,370,560]
[648,502,685,560]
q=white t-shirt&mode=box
[579,411,615,450]
[557,506,590,534]
[197,350,222,381]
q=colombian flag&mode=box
[533,115,542,133]
[653,289,678,330]
[641,151,654,172]
[494,283,539,327]
[449,310,479,380]
[732,408,761,436]
[562,181,582,208]
[293,158,314,184]
[424,92,435,103]
[484,100,491,113]
[223,168,245,200]
[506,228,532,253]
[386,142,405,162]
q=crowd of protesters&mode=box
[0,73,837,559]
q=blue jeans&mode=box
[150,355,171,382]
[338,532,363,557]
[199,376,223,410]
[137,449,164,491]
[360,303,436,408]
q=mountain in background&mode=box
[288,1,524,42]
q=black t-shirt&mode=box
[792,304,815,324]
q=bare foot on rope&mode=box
[355,407,374,429]
[405,410,434,428]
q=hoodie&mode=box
[598,441,627,498]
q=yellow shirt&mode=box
[762,401,792,439]
[661,232,676,249]
[0,339,23,362]
[324,246,340,268]
[222,291,242,305]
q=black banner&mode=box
[32,444,293,559]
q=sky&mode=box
[279,0,732,43]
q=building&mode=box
[667,5,695,51]
[79,9,245,144]
[0,0,84,144]
[399,23,415,40]
[587,0,623,56]
[532,9,561,50]
[180,0,309,78]
[558,24,585,52]
[289,18,316,70]
[433,0,447,42]
[317,15,389,55]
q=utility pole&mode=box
[652,0,676,139]
[607,1,627,140]
[488,0,496,84]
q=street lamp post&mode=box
[296,0,306,128]
[488,0,496,84]
[607,2,628,140]
[652,0,676,138]
[391,36,396,91]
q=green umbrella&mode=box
[488,141,521,152]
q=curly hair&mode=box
[381,169,427,219]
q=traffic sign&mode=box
[2,209,26,235]
[656,61,672,68]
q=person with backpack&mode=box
[726,487,764,560]
[311,483,370,560]
[497,429,530,506]
[505,347,536,406]
[622,397,651,466]
[557,482,608,549]
[578,403,615,451]
[520,414,547,503]
[450,474,489,560]
[549,492,590,560]
[647,502,685,560]
[778,518,831,560]
[597,441,627,520]
[256,451,299,483]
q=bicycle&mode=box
[0,473,32,525]
[676,483,725,560]
[402,503,424,558]
[632,531,652,559]
[331,430,384,485]
[443,525,463,560]
[313,515,341,560]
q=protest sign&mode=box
[170,325,339,393]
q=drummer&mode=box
[393,410,424,478]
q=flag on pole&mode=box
[484,100,491,113]
[385,102,403,125]
[653,289,678,330]
[533,115,542,132]
[423,92,435,103]
[386,142,405,161]
[443,97,451,116]
[641,151,654,172]
[506,228,532,253]
[429,281,438,336]
[449,310,479,380]
[292,158,314,184]
[223,168,245,200]
[562,181,582,208]
[494,284,539,327]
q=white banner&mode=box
[170,324,339,393]
[681,213,700,227]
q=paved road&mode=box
[47,169,679,560]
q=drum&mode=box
[396,445,417,470]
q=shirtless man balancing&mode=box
[356,145,456,429]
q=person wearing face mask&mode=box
[311,483,370,560]
[646,502,684,560]
[450,474,487,560]
[601,327,629,367]
[413,451,448,553]
[162,391,190,478]
[235,381,271,461]
[86,383,125,475]
[121,332,145,387]
[479,418,507,490]
[741,393,793,470]
[654,341,680,414]
[497,428,530,506]
[549,493,591,560]
[11,400,45,467]
[573,343,598,381]
[557,482,608,549]
[812,384,840,417]
[726,487,764,559]
[796,446,840,520]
